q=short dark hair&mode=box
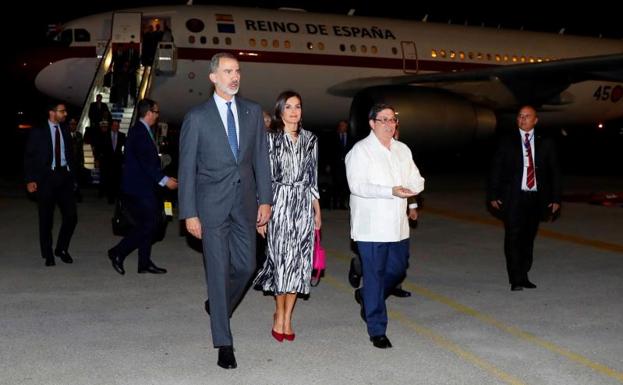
[368,103,395,121]
[270,90,303,134]
[137,98,157,118]
[47,100,66,112]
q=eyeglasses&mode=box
[374,117,398,125]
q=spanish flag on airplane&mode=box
[216,14,235,33]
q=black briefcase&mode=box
[111,198,168,242]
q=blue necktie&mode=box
[226,102,238,161]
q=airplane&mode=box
[29,4,623,152]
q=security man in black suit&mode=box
[488,105,562,291]
[24,101,77,266]
[329,119,353,209]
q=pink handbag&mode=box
[311,229,326,287]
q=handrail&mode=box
[76,40,113,135]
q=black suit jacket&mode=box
[121,121,164,198]
[24,123,75,184]
[487,130,562,220]
[102,131,126,166]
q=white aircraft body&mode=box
[33,5,623,149]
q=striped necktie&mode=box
[525,133,535,188]
[226,102,239,161]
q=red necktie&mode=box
[54,125,62,169]
[525,133,535,188]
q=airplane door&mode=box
[401,41,418,74]
[112,12,142,43]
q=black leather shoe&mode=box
[54,250,73,264]
[217,346,237,369]
[204,299,210,315]
[108,249,125,275]
[138,263,167,274]
[354,289,366,322]
[511,284,523,291]
[45,257,56,267]
[390,287,412,298]
[370,335,393,349]
[522,280,537,289]
[348,257,361,288]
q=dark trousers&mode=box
[357,239,409,337]
[504,192,541,285]
[37,169,77,259]
[112,194,159,268]
[202,187,256,347]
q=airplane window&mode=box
[512,55,518,62]
[371,46,378,54]
[339,44,346,52]
[189,36,196,44]
[249,38,256,47]
[360,45,366,53]
[59,29,73,45]
[468,52,474,60]
[273,40,279,48]
[307,42,314,50]
[503,54,509,62]
[284,40,291,49]
[459,51,465,60]
[74,29,90,42]
[440,49,446,58]
[213,37,219,45]
[318,42,325,50]
[476,52,483,60]
[495,54,501,62]
[520,56,526,62]
[225,37,232,45]
[486,53,492,61]
[431,49,437,58]
[261,39,268,47]
[350,44,356,52]
[450,51,456,59]
[536,58,543,62]
[200,36,207,44]
[186,18,205,33]
[529,57,535,63]
[391,47,398,55]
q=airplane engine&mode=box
[349,86,496,151]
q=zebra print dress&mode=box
[254,129,319,295]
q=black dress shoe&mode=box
[138,263,167,274]
[54,250,73,264]
[522,280,537,289]
[217,346,237,369]
[510,284,523,291]
[354,289,366,322]
[348,258,362,288]
[370,335,393,349]
[45,257,56,267]
[390,287,412,298]
[108,249,125,275]
[204,299,210,315]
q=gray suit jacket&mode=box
[178,95,272,227]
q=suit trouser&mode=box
[202,189,256,347]
[113,194,158,268]
[357,239,409,337]
[504,191,541,285]
[37,169,77,259]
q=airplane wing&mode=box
[328,53,623,111]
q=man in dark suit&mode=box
[330,119,353,209]
[108,99,178,276]
[178,53,272,369]
[87,94,110,141]
[24,101,77,266]
[101,119,126,203]
[488,105,562,291]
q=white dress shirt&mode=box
[346,131,425,242]
[520,129,537,191]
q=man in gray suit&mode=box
[178,52,272,369]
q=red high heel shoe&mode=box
[283,333,295,341]
[271,329,284,342]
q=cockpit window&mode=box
[74,28,90,42]
[186,18,205,33]
[59,29,73,45]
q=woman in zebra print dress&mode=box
[254,90,321,342]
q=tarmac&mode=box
[1,174,622,385]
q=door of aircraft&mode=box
[112,12,142,43]
[401,41,418,74]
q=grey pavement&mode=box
[1,175,622,385]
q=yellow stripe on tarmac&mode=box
[327,249,623,383]
[401,281,623,383]
[425,207,623,254]
[322,274,529,385]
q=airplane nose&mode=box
[35,57,96,105]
